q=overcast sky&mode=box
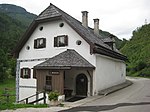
[0,0,150,40]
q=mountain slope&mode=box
[0,4,37,27]
[120,23,150,77]
[0,4,37,81]
[0,12,25,52]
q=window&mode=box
[54,35,68,47]
[76,40,82,45]
[45,76,52,91]
[46,76,52,85]
[34,38,46,49]
[39,26,43,31]
[20,68,31,79]
[59,23,64,27]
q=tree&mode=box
[0,49,8,82]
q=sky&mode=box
[0,0,150,40]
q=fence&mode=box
[18,91,46,104]
[0,88,15,104]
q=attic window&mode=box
[26,46,30,50]
[39,26,43,31]
[59,23,64,27]
[34,38,46,49]
[54,35,68,47]
[76,40,82,45]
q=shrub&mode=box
[48,91,60,101]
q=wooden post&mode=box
[6,94,9,103]
[43,92,46,104]
[36,91,39,104]
[26,98,28,104]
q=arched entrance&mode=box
[76,74,88,96]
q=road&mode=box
[62,77,150,112]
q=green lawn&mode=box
[0,78,48,110]
[0,103,48,110]
[0,78,16,104]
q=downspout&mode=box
[16,60,20,103]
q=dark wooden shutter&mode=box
[28,68,31,78]
[65,35,68,46]
[34,39,37,48]
[33,69,36,79]
[20,68,23,78]
[43,38,46,48]
[54,37,58,47]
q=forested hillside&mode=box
[0,4,36,27]
[121,23,150,77]
[0,4,36,81]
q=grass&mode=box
[0,103,48,110]
[0,77,16,104]
[0,78,48,110]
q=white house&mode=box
[13,3,127,103]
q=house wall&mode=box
[19,20,96,66]
[93,54,126,95]
[18,59,45,101]
[17,19,96,101]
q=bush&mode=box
[136,61,147,71]
[48,91,60,101]
[138,67,150,77]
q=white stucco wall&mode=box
[19,20,96,66]
[94,54,126,95]
[17,19,96,101]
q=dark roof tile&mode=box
[34,49,95,69]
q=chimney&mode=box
[93,18,99,35]
[81,11,88,28]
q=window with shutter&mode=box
[54,35,68,47]
[34,38,46,49]
[20,68,31,79]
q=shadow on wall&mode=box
[59,102,150,112]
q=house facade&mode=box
[13,3,127,103]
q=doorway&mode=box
[76,74,88,96]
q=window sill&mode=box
[54,46,68,50]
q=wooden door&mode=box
[76,74,88,96]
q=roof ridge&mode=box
[36,3,61,20]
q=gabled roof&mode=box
[13,3,127,61]
[34,49,95,69]
[36,3,111,49]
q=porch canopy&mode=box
[34,49,95,70]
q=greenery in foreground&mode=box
[0,78,48,110]
[0,78,16,104]
[0,104,48,110]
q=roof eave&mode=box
[34,66,95,70]
[93,44,127,61]
[62,17,94,46]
